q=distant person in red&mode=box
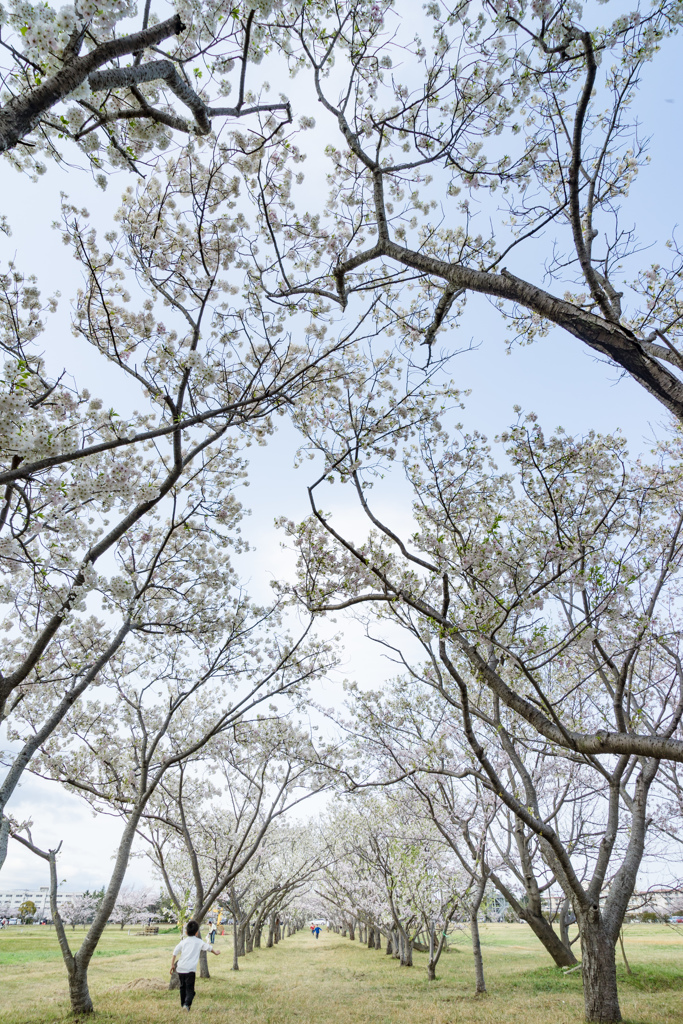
[314,926,321,939]
[310,923,315,933]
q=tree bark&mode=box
[67,961,94,1015]
[0,15,184,154]
[579,912,621,1023]
[50,805,143,1013]
[199,948,210,979]
[232,916,239,971]
[524,909,578,967]
[470,913,485,995]
[560,897,573,952]
[0,815,9,874]
[470,875,487,995]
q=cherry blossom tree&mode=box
[318,795,469,982]
[221,822,324,969]
[248,0,683,424]
[0,139,361,863]
[110,883,157,929]
[140,716,329,978]
[341,679,581,968]
[282,373,683,1021]
[16,602,334,1014]
[0,1,299,175]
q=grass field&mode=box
[0,922,681,1024]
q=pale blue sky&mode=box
[2,6,682,890]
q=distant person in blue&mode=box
[170,920,220,1011]
[313,926,321,939]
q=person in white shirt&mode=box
[170,919,220,1011]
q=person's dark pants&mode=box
[178,972,196,1008]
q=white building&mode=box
[0,888,83,920]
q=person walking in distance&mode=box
[170,920,220,1012]
[314,925,321,940]
[208,921,217,945]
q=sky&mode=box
[1,2,683,893]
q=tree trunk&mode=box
[579,914,621,1023]
[199,948,210,978]
[560,897,572,951]
[348,920,355,941]
[470,874,487,995]
[49,804,144,1014]
[67,959,94,1015]
[386,936,393,956]
[246,921,254,953]
[525,909,578,967]
[427,922,437,982]
[374,928,381,950]
[487,867,577,967]
[470,912,485,994]
[398,929,413,966]
[232,916,239,971]
[367,925,374,948]
[392,929,400,959]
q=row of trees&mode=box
[1,2,683,1023]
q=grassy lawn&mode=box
[0,922,681,1024]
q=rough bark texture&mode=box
[67,962,94,1015]
[579,913,621,1023]
[0,16,183,153]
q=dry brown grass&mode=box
[0,921,681,1024]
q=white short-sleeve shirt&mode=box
[173,935,212,973]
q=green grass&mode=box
[0,922,681,1024]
